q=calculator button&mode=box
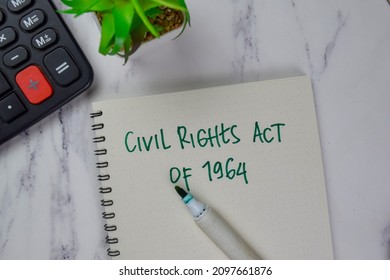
[0,27,17,49]
[20,10,46,32]
[7,0,33,13]
[0,72,11,96]
[44,48,80,86]
[32,28,57,50]
[3,46,29,68]
[0,93,26,123]
[0,11,4,25]
[16,65,53,104]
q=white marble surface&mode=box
[0,0,390,259]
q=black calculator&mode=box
[0,0,93,145]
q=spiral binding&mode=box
[91,110,120,258]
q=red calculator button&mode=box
[16,65,53,104]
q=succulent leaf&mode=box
[131,0,159,38]
[98,12,115,55]
[112,3,134,54]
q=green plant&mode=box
[60,0,190,63]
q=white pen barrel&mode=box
[195,207,260,260]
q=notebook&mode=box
[91,76,333,259]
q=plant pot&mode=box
[93,7,186,59]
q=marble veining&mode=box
[1,0,390,259]
[290,1,349,84]
[321,11,348,75]
[381,225,390,253]
[232,0,260,82]
[49,108,77,259]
